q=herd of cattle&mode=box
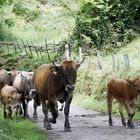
[0,60,140,132]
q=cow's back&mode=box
[13,74,29,94]
[0,85,20,106]
[107,79,129,101]
[0,70,11,90]
[33,64,52,99]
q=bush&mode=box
[72,0,140,54]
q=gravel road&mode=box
[28,101,140,140]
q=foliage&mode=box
[12,2,40,22]
[0,109,47,140]
[73,0,140,53]
[0,0,81,42]
[0,47,48,71]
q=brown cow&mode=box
[107,78,140,128]
[33,60,83,132]
[0,85,21,119]
[0,69,15,91]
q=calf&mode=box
[107,78,140,128]
[0,85,21,119]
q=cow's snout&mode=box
[29,89,36,99]
[65,84,75,92]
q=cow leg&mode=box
[7,106,12,120]
[19,105,23,115]
[41,100,52,130]
[21,98,27,118]
[59,103,64,111]
[124,101,134,128]
[130,102,136,119]
[33,94,40,118]
[64,94,73,132]
[3,105,7,119]
[119,103,126,126]
[49,100,58,124]
[15,105,19,118]
[107,94,113,126]
[33,98,38,118]
[26,100,29,118]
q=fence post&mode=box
[45,39,51,62]
[3,34,9,54]
[31,42,39,58]
[16,40,22,52]
[116,57,120,71]
[65,44,70,60]
[79,47,82,63]
[12,39,17,53]
[96,51,103,70]
[21,39,28,55]
[27,41,33,56]
[53,40,56,53]
[71,53,74,61]
[124,54,130,70]
[112,55,116,71]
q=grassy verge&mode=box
[0,109,47,140]
[73,94,140,120]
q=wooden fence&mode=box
[0,38,132,71]
[0,39,67,61]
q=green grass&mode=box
[73,94,140,120]
[0,109,47,140]
[1,0,80,43]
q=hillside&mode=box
[0,0,83,43]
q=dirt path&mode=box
[28,101,140,140]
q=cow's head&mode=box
[51,59,84,92]
[127,78,140,92]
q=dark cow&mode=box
[0,69,15,91]
[107,78,140,128]
[33,60,83,132]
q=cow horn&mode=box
[78,55,85,65]
[52,61,61,67]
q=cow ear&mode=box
[76,64,80,70]
[127,79,134,86]
[51,66,62,75]
[7,72,12,76]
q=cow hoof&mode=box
[64,128,72,132]
[122,121,126,127]
[59,108,63,111]
[127,120,134,129]
[109,122,113,126]
[33,114,38,119]
[128,124,134,129]
[44,122,52,130]
[109,119,113,126]
[49,118,56,124]
[123,123,126,127]
[19,110,23,115]
[46,126,52,130]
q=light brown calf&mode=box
[0,85,21,119]
[107,78,140,128]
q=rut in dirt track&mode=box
[28,101,140,140]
